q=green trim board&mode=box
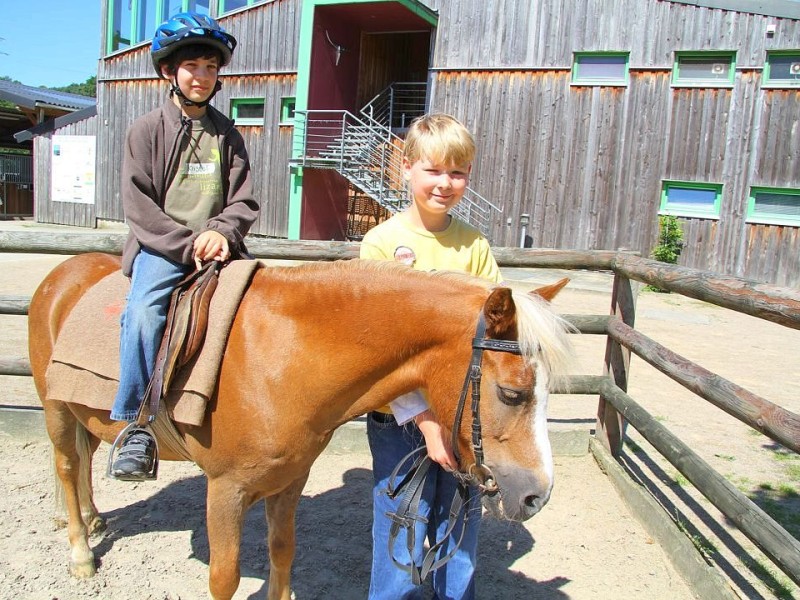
[309,0,438,26]
[230,98,265,125]
[762,50,800,88]
[659,180,723,219]
[672,51,736,88]
[747,187,800,226]
[287,0,438,239]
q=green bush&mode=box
[647,215,684,292]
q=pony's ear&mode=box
[529,277,569,303]
[484,287,516,338]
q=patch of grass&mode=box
[746,485,800,539]
[672,472,689,487]
[714,453,735,461]
[742,555,795,600]
[675,515,716,560]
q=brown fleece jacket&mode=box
[120,99,259,276]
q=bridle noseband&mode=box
[385,309,523,584]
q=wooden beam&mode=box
[599,378,800,588]
[606,317,800,454]
[613,254,800,330]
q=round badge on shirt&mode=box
[394,246,416,267]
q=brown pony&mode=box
[28,252,573,600]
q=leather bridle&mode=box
[385,310,523,584]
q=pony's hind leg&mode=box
[44,401,97,578]
[265,474,310,600]
[80,431,106,536]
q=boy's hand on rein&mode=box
[193,230,230,270]
[415,410,457,471]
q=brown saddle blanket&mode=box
[46,259,261,426]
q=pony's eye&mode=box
[496,385,529,406]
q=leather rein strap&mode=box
[385,310,522,584]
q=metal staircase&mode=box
[290,83,502,239]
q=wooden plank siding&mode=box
[93,0,301,235]
[421,0,800,285]
[31,0,800,285]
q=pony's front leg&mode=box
[44,403,95,578]
[265,474,309,600]
[206,477,249,600]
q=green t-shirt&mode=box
[164,115,223,232]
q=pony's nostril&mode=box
[524,494,540,508]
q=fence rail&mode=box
[1,232,799,592]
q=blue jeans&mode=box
[110,248,190,422]
[367,412,480,600]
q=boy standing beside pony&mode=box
[361,113,502,599]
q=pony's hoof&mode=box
[69,559,96,579]
[87,516,107,537]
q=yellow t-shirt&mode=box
[360,214,502,283]
[360,213,502,416]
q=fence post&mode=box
[596,272,637,456]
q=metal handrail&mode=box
[292,102,503,238]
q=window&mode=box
[220,0,267,14]
[572,52,629,86]
[747,187,800,226]
[231,98,265,125]
[672,52,736,87]
[763,51,800,88]
[660,181,722,219]
[107,0,211,54]
[280,97,296,125]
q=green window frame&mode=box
[106,0,212,55]
[231,98,265,126]
[659,180,722,219]
[280,97,296,125]
[571,52,630,86]
[763,51,800,88]
[747,187,800,226]
[219,0,267,15]
[672,52,736,88]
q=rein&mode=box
[385,310,522,584]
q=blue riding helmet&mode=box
[151,12,237,76]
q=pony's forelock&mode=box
[511,290,575,390]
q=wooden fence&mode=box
[1,230,799,597]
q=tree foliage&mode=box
[646,215,685,293]
[50,76,97,98]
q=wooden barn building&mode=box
[24,0,800,286]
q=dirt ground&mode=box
[0,238,798,599]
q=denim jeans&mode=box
[367,412,480,600]
[110,248,190,422]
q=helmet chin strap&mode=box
[169,78,222,109]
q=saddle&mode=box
[140,259,222,423]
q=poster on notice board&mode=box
[51,135,96,204]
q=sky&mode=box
[0,1,102,88]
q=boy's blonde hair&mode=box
[403,113,476,167]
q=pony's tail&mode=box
[52,424,93,524]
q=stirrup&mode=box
[106,422,160,481]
